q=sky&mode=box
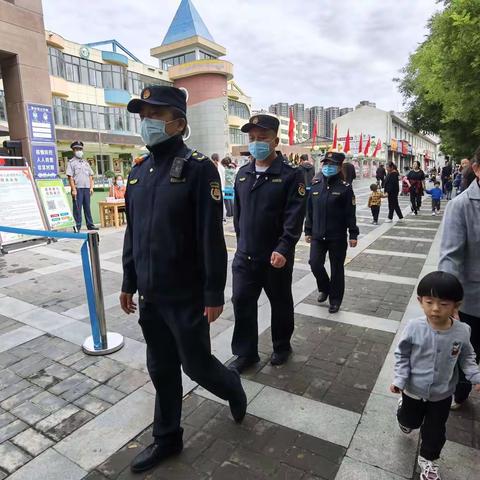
[42,0,442,112]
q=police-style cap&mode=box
[241,114,279,134]
[127,86,187,114]
[70,141,84,149]
[321,151,345,164]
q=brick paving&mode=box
[345,252,424,277]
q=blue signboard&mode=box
[27,103,55,142]
[31,144,58,179]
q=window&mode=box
[199,50,216,60]
[48,47,65,77]
[63,54,80,83]
[228,99,250,119]
[102,64,127,90]
[229,127,247,145]
[162,51,196,70]
[127,72,172,95]
[96,155,111,175]
[0,91,7,121]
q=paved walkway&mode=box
[0,180,477,479]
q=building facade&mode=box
[325,107,340,138]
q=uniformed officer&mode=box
[305,151,359,313]
[229,114,307,373]
[66,141,98,231]
[121,86,246,473]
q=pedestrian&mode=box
[342,160,356,185]
[109,174,126,199]
[375,163,386,189]
[441,159,453,195]
[367,183,383,224]
[391,271,480,480]
[305,151,359,313]
[444,176,453,200]
[454,158,471,194]
[121,86,246,473]
[401,166,410,196]
[298,154,315,189]
[425,181,442,216]
[229,114,306,373]
[222,156,235,217]
[438,147,480,410]
[406,161,426,215]
[66,141,98,232]
[383,162,404,222]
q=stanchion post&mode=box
[82,231,124,355]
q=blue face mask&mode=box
[140,118,174,146]
[322,164,340,177]
[248,141,272,161]
[117,180,124,187]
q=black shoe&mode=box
[228,355,260,374]
[87,225,99,230]
[229,371,247,423]
[130,441,183,473]
[329,304,340,314]
[317,292,328,303]
[270,349,292,366]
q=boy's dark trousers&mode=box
[455,311,480,403]
[431,199,440,212]
[397,393,451,460]
[370,205,380,222]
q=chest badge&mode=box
[210,181,221,201]
[451,341,461,357]
[298,183,306,197]
[272,178,282,183]
[313,191,319,195]
[239,177,246,182]
[129,178,139,185]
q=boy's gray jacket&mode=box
[393,317,480,401]
[438,179,480,316]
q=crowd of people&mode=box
[115,86,479,480]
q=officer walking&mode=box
[230,114,306,373]
[66,141,98,231]
[120,86,246,473]
[305,152,359,313]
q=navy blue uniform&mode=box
[232,154,306,357]
[122,135,241,445]
[305,173,359,305]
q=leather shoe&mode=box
[329,304,340,314]
[317,292,328,303]
[130,441,183,473]
[87,225,99,230]
[228,355,260,374]
[270,349,292,366]
[229,371,247,423]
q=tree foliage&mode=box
[397,0,480,158]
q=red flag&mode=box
[288,110,295,146]
[311,120,318,149]
[358,133,363,155]
[372,138,381,158]
[344,129,350,154]
[364,135,371,156]
[332,124,338,150]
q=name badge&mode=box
[332,192,341,196]
[271,178,282,183]
[170,178,186,184]
[313,191,319,196]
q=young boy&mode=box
[425,181,442,216]
[367,183,383,225]
[391,271,480,480]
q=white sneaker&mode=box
[418,456,442,480]
[385,219,393,223]
[450,399,462,410]
[432,212,436,216]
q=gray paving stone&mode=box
[43,363,76,380]
[47,373,87,395]
[82,365,121,383]
[45,409,94,442]
[89,384,126,404]
[0,385,42,410]
[73,394,112,415]
[0,419,28,442]
[106,369,150,394]
[35,405,80,433]
[11,401,50,425]
[30,391,67,412]
[11,427,54,456]
[60,378,100,402]
[8,354,54,378]
[0,370,23,390]
[0,442,31,473]
[0,411,15,428]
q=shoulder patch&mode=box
[210,181,221,201]
[298,183,306,197]
[129,178,139,185]
[191,151,207,162]
[134,154,149,166]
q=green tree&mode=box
[397,0,480,158]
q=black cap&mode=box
[127,86,187,114]
[70,141,84,149]
[241,114,279,134]
[321,151,345,164]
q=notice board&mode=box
[36,179,75,230]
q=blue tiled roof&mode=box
[162,0,215,46]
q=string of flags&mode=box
[327,124,382,157]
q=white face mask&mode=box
[74,150,84,159]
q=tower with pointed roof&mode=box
[150,0,241,157]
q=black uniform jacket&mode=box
[305,173,359,241]
[121,135,227,306]
[233,154,306,263]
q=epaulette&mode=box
[133,153,149,166]
[190,150,207,162]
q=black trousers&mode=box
[73,188,94,229]
[309,239,347,305]
[232,254,294,358]
[455,311,480,403]
[397,393,451,461]
[387,193,403,220]
[139,300,241,444]
[410,190,422,213]
[431,199,440,212]
[371,205,380,222]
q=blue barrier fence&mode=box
[0,226,103,350]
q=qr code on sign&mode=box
[47,200,56,210]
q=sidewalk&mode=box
[0,180,477,479]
